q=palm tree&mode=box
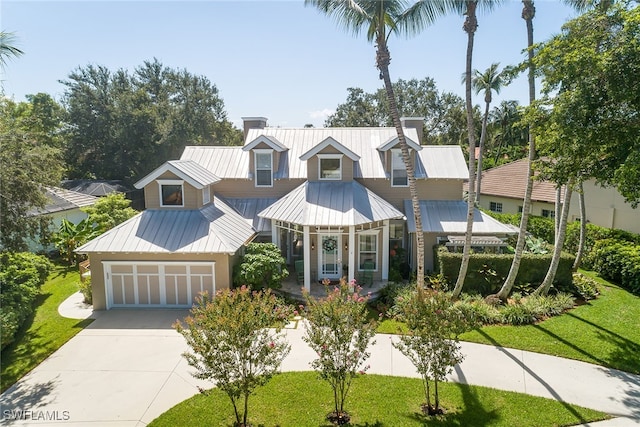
[572,180,587,271]
[451,0,501,298]
[472,63,505,201]
[489,100,522,165]
[0,31,24,69]
[494,0,589,302]
[306,0,455,288]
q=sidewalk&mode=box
[1,307,638,426]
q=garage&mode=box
[103,261,215,309]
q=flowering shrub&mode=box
[302,278,376,424]
[175,286,293,427]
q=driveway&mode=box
[1,308,639,426]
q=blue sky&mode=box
[2,1,581,128]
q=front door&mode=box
[319,234,341,280]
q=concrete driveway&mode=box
[2,307,639,426]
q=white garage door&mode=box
[103,262,215,309]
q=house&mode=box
[476,158,640,234]
[62,179,145,210]
[77,117,514,310]
[27,187,99,253]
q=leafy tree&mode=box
[175,287,292,427]
[233,243,288,290]
[82,192,138,233]
[485,100,528,167]
[393,287,477,415]
[61,59,242,181]
[0,98,65,251]
[302,279,376,425]
[53,218,100,265]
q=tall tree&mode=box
[471,62,505,200]
[0,31,24,69]
[494,0,589,301]
[307,0,457,288]
[452,0,501,298]
[61,59,242,181]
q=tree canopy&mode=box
[61,59,242,181]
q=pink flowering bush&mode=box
[302,278,376,425]
[174,286,293,427]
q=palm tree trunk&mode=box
[555,186,561,241]
[535,179,574,295]
[475,100,490,201]
[494,0,536,302]
[572,181,586,271]
[452,1,478,298]
[376,37,425,288]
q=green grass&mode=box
[459,272,640,374]
[1,265,94,392]
[149,371,608,427]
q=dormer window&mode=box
[159,180,184,207]
[319,154,342,180]
[391,149,408,187]
[255,150,273,187]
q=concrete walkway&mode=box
[1,302,639,426]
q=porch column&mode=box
[303,225,311,292]
[348,226,355,282]
[382,220,390,280]
[271,220,278,245]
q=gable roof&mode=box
[181,127,467,181]
[478,159,560,203]
[242,135,288,152]
[258,181,405,226]
[299,137,361,161]
[29,187,99,216]
[404,200,517,234]
[134,160,220,190]
[377,135,422,152]
[76,196,255,254]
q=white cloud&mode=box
[308,108,334,120]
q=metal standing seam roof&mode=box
[258,181,405,227]
[76,196,256,254]
[29,187,100,216]
[181,127,467,181]
[404,200,516,234]
[222,197,279,232]
[134,160,221,189]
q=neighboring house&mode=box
[77,117,513,310]
[27,187,99,253]
[62,179,145,210]
[475,159,639,234]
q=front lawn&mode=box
[1,265,93,392]
[149,371,608,426]
[459,272,640,374]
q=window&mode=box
[391,149,408,186]
[319,155,342,180]
[255,150,273,187]
[202,187,210,205]
[159,180,184,207]
[542,209,555,219]
[489,201,503,213]
[358,233,378,270]
[518,206,523,213]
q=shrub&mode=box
[0,252,52,349]
[233,243,288,290]
[455,294,501,324]
[79,277,92,305]
[565,223,640,258]
[570,273,600,301]
[500,303,537,325]
[587,239,640,294]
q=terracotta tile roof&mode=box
[477,159,561,203]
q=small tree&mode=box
[302,278,376,425]
[233,243,288,289]
[393,287,477,415]
[82,192,137,233]
[174,286,293,427]
[53,218,100,265]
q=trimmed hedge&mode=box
[0,252,52,350]
[485,212,556,244]
[586,239,640,294]
[565,222,640,262]
[435,246,574,295]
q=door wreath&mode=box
[322,237,338,252]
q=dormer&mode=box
[134,160,220,209]
[377,134,422,187]
[299,137,360,182]
[242,135,288,187]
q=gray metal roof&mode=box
[223,197,278,232]
[134,160,221,189]
[29,187,99,216]
[76,196,255,254]
[416,146,469,179]
[404,200,516,234]
[259,181,405,226]
[181,146,250,179]
[61,180,132,196]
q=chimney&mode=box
[242,117,268,141]
[400,117,424,145]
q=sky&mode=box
[1,1,582,128]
